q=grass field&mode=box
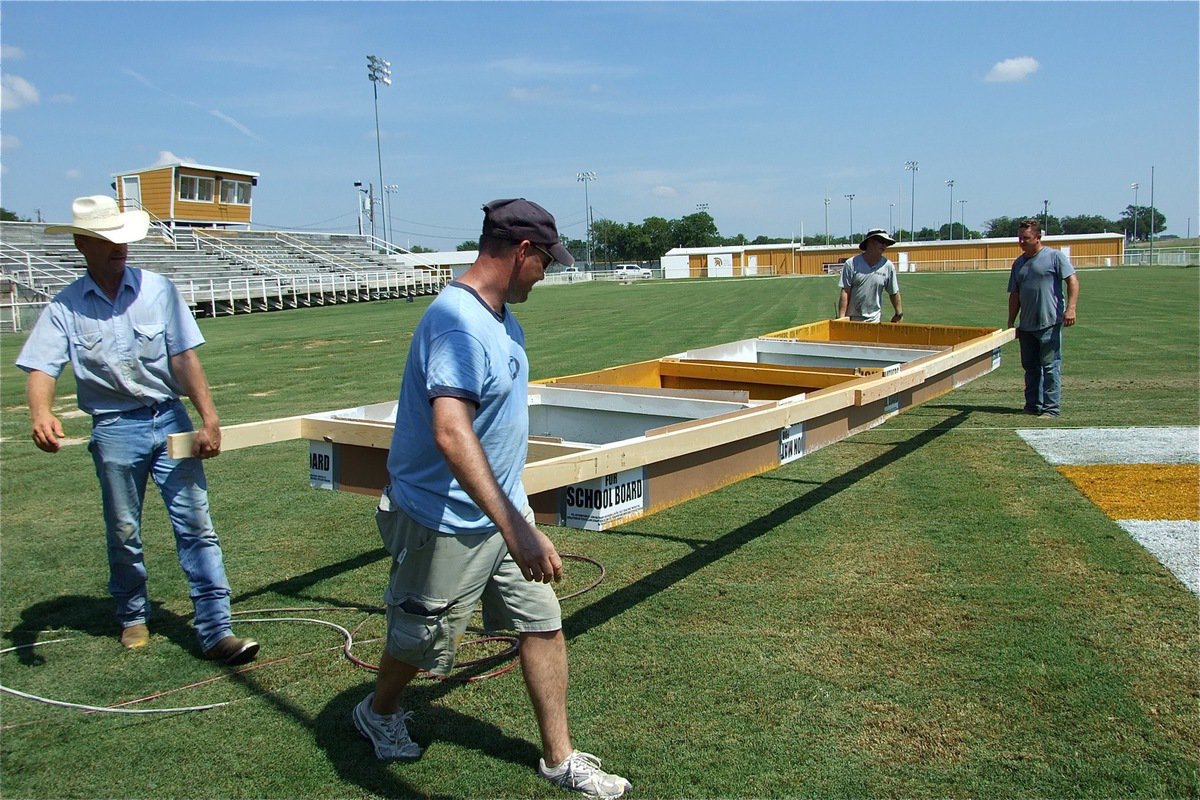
[1,266,1197,799]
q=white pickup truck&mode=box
[612,264,652,279]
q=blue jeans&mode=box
[88,400,233,650]
[1017,324,1063,416]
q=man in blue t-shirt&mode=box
[352,199,631,799]
[1007,218,1080,418]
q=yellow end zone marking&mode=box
[1058,464,1199,521]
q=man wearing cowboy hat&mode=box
[15,195,259,665]
[837,228,904,323]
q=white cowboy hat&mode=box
[44,195,150,244]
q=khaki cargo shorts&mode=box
[375,492,562,676]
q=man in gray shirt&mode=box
[838,228,903,323]
[1007,218,1079,418]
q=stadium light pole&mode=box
[367,54,391,248]
[844,194,855,240]
[823,195,830,245]
[945,180,954,240]
[577,171,596,266]
[889,203,895,237]
[905,161,918,240]
[1042,199,1049,233]
[1130,182,1139,242]
[1148,165,1155,265]
[959,199,967,240]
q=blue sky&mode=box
[2,1,1197,249]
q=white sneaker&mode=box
[538,751,632,799]
[352,693,422,761]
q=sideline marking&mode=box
[1018,426,1199,596]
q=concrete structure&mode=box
[662,233,1125,279]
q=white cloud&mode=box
[985,56,1040,83]
[1,74,39,111]
[2,45,26,61]
[209,108,263,141]
[488,57,635,80]
[65,169,82,179]
[154,150,193,166]
[122,67,159,90]
[509,86,555,103]
[652,186,679,198]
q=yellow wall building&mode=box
[663,233,1125,279]
[113,162,260,230]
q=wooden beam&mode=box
[167,415,305,459]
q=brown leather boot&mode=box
[204,636,259,666]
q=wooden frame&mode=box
[169,322,1014,529]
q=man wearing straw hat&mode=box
[837,228,904,323]
[15,195,259,666]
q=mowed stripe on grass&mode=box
[1018,427,1199,596]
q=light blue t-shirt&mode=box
[15,267,204,415]
[1007,246,1076,331]
[840,254,899,323]
[386,282,529,534]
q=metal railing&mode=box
[175,268,450,315]
[0,242,77,296]
[271,231,362,273]
[192,230,290,277]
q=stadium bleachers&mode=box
[0,222,452,331]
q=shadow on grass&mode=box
[563,409,972,640]
[2,595,194,666]
[313,682,541,799]
[926,401,1029,416]
[230,547,389,609]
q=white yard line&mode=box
[1016,426,1199,465]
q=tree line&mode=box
[453,204,1168,265]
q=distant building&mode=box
[661,233,1125,279]
[113,161,259,230]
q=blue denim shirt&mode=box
[16,267,205,415]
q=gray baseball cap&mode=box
[481,198,574,266]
